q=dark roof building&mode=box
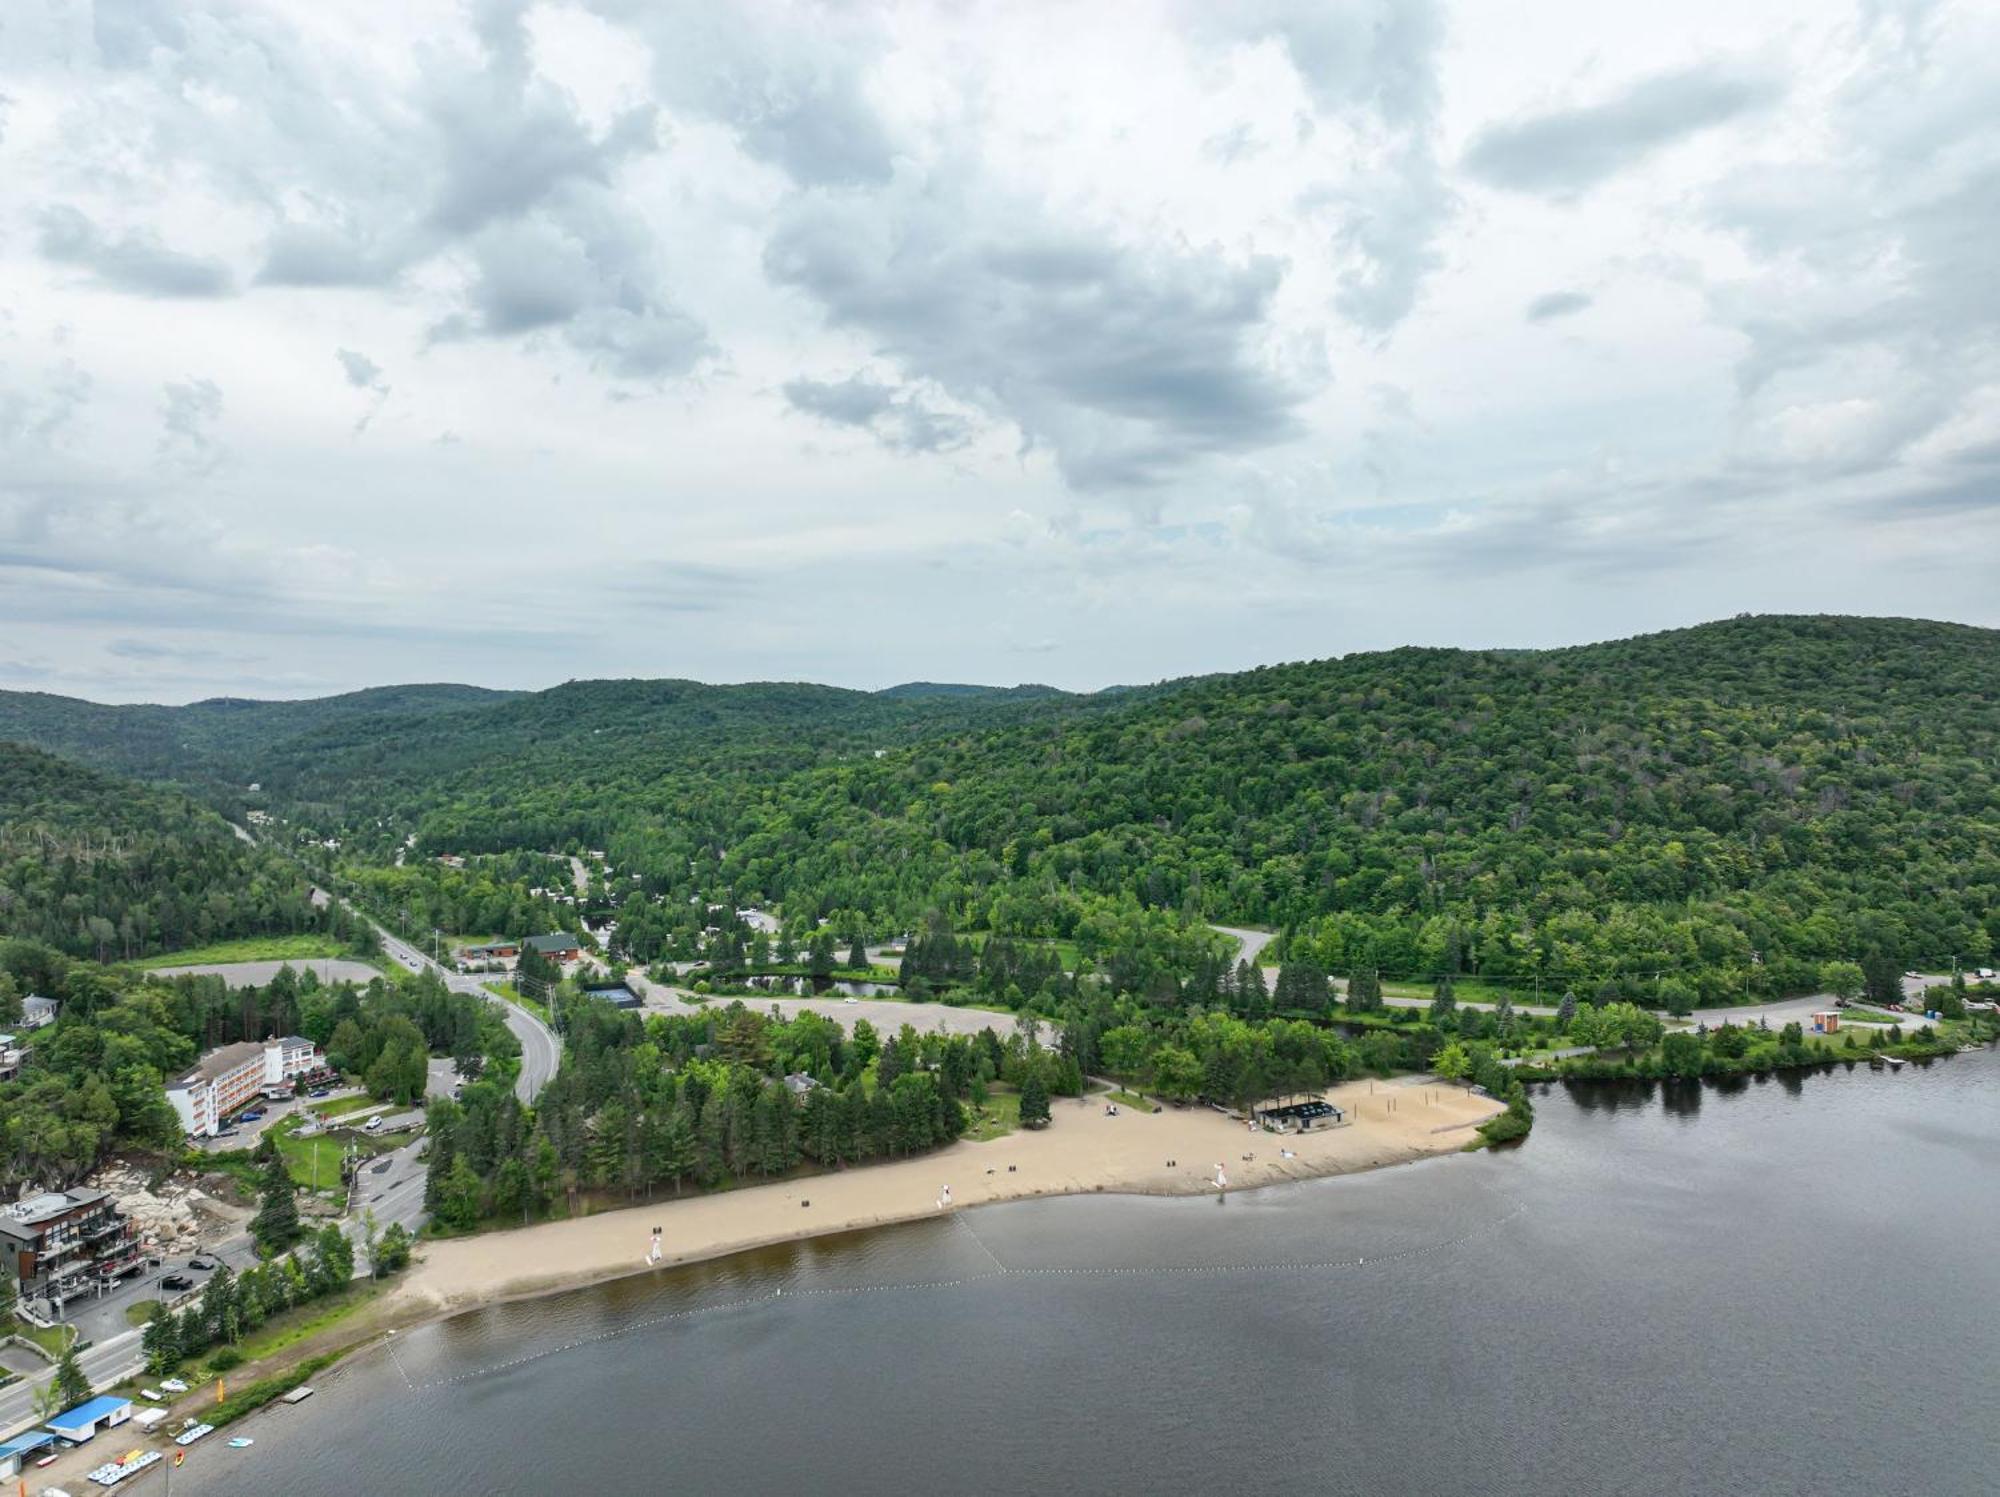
[0,1188,141,1310]
[524,933,581,956]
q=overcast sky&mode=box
[2,0,1995,702]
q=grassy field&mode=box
[964,1085,1022,1142]
[1105,1088,1159,1113]
[4,1316,74,1357]
[135,933,351,969]
[486,981,552,1023]
[310,1095,380,1120]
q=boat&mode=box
[1884,1055,1906,1069]
[227,1437,253,1449]
[173,1422,214,1447]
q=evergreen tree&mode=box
[1018,1069,1051,1128]
[251,1150,302,1254]
[845,935,868,973]
[1557,990,1578,1028]
[51,1344,92,1409]
[1429,976,1457,1025]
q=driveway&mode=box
[627,972,1029,1040]
[146,958,381,987]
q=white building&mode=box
[166,1036,321,1137]
[19,994,56,1029]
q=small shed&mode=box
[0,1429,55,1477]
[47,1395,132,1444]
[1253,1097,1347,1133]
[1811,1010,1840,1033]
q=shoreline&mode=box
[387,1074,1505,1323]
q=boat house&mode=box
[46,1395,132,1444]
[0,1430,55,1477]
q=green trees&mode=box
[51,1343,92,1410]
[141,1302,179,1375]
[1429,978,1457,1026]
[1344,969,1383,1013]
[1819,961,1866,1004]
[251,1148,302,1255]
[1018,1070,1051,1128]
[1432,1041,1471,1084]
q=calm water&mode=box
[185,1052,2000,1496]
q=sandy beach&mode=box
[392,1074,1505,1318]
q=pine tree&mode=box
[52,1343,93,1409]
[1429,976,1457,1025]
[845,935,868,973]
[251,1150,301,1254]
[142,1302,180,1375]
[1018,1070,1051,1128]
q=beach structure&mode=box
[0,1188,141,1312]
[46,1395,132,1445]
[0,1430,55,1477]
[1811,1010,1841,1034]
[165,1035,322,1137]
[1252,1097,1346,1133]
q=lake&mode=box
[179,1049,2000,1495]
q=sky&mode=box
[1,0,1996,703]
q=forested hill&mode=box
[0,682,519,785]
[4,616,1995,997]
[0,742,333,962]
[305,614,1998,999]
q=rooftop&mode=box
[170,1039,266,1088]
[47,1395,131,1432]
[525,932,580,953]
[0,1188,110,1229]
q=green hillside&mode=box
[0,741,344,962]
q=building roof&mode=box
[0,1431,55,1459]
[0,1188,110,1235]
[275,1034,315,1050]
[47,1396,131,1432]
[524,933,580,953]
[22,994,56,1013]
[170,1039,266,1089]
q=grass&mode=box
[1105,1088,1159,1113]
[134,933,352,969]
[1841,1009,1902,1025]
[4,1316,74,1357]
[125,1300,162,1328]
[233,1279,387,1367]
[486,982,551,1023]
[310,1095,380,1120]
[273,1119,401,1192]
[964,1085,1022,1142]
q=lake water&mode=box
[181,1050,2000,1496]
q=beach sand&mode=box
[393,1075,1505,1317]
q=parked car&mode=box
[365,1116,383,1131]
[188,1256,217,1271]
[371,1160,393,1174]
[239,1110,264,1123]
[161,1273,193,1291]
[214,1127,240,1138]
[308,1088,330,1098]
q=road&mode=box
[342,900,561,1104]
[147,957,382,988]
[0,1329,146,1437]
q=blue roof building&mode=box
[46,1394,132,1442]
[0,1430,56,1477]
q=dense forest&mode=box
[0,743,350,962]
[4,616,1996,1001]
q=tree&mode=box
[1557,990,1578,1028]
[1018,1070,1051,1128]
[1819,961,1866,1005]
[1432,1041,1471,1084]
[1428,977,1457,1026]
[373,1222,413,1277]
[845,935,868,973]
[251,1150,301,1254]
[50,1342,92,1409]
[1660,1031,1705,1079]
[141,1301,180,1374]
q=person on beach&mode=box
[937,1183,952,1209]
[647,1226,663,1264]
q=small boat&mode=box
[280,1385,315,1405]
[227,1437,254,1449]
[174,1422,214,1446]
[1884,1055,1906,1069]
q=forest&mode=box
[0,743,352,962]
[3,615,1996,1002]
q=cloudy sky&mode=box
[2,0,1995,702]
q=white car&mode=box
[365,1116,383,1131]
[843,996,859,1005]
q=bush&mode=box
[208,1346,245,1372]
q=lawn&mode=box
[310,1094,380,1120]
[268,1115,403,1192]
[135,933,351,969]
[964,1086,1022,1142]
[4,1316,74,1357]
[486,982,550,1023]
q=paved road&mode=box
[0,1329,145,1437]
[345,904,560,1104]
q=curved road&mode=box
[365,918,560,1103]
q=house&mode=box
[46,1395,132,1445]
[524,932,582,963]
[783,1072,822,1097]
[459,941,520,962]
[19,994,56,1029]
[165,1035,323,1137]
[0,1190,141,1313]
